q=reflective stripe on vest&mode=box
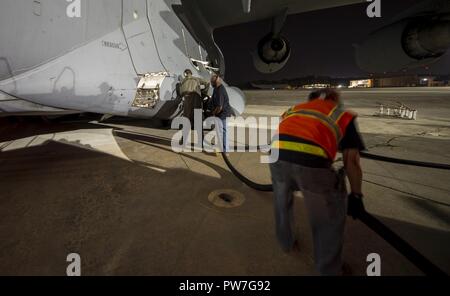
[271,140,328,158]
[329,105,346,123]
[284,107,345,143]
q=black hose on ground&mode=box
[221,151,273,192]
[221,149,450,192]
[360,152,450,171]
[221,151,449,276]
[357,210,447,276]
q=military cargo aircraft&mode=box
[0,0,448,119]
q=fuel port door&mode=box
[132,72,168,109]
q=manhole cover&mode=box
[208,189,245,208]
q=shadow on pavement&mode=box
[0,126,448,276]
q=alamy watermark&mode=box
[66,0,82,18]
[171,111,279,164]
[64,0,380,20]
[367,253,381,276]
[366,0,382,18]
[66,253,81,276]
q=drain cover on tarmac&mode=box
[208,189,245,208]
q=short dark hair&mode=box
[308,90,322,101]
[184,69,193,76]
[323,89,340,102]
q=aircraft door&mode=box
[121,0,166,74]
[145,0,195,73]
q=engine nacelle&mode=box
[224,86,246,116]
[252,33,291,74]
[355,18,450,73]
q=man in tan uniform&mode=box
[180,69,210,128]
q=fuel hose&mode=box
[221,150,448,276]
[360,152,450,171]
[357,209,447,276]
[221,150,273,192]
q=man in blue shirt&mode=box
[209,74,233,152]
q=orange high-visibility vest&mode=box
[273,99,356,160]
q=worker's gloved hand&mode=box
[347,193,365,220]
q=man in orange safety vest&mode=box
[270,89,366,276]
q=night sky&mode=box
[215,0,450,85]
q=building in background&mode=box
[243,74,449,90]
[348,75,449,88]
[302,83,331,89]
[349,79,373,88]
[250,83,291,90]
[418,76,448,87]
[373,75,421,87]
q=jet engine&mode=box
[355,17,450,73]
[252,33,291,74]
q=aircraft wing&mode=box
[189,0,449,75]
[193,0,366,29]
[177,0,366,74]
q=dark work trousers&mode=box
[183,92,203,130]
[269,160,348,276]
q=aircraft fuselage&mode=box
[0,0,241,119]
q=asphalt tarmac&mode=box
[0,87,449,275]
